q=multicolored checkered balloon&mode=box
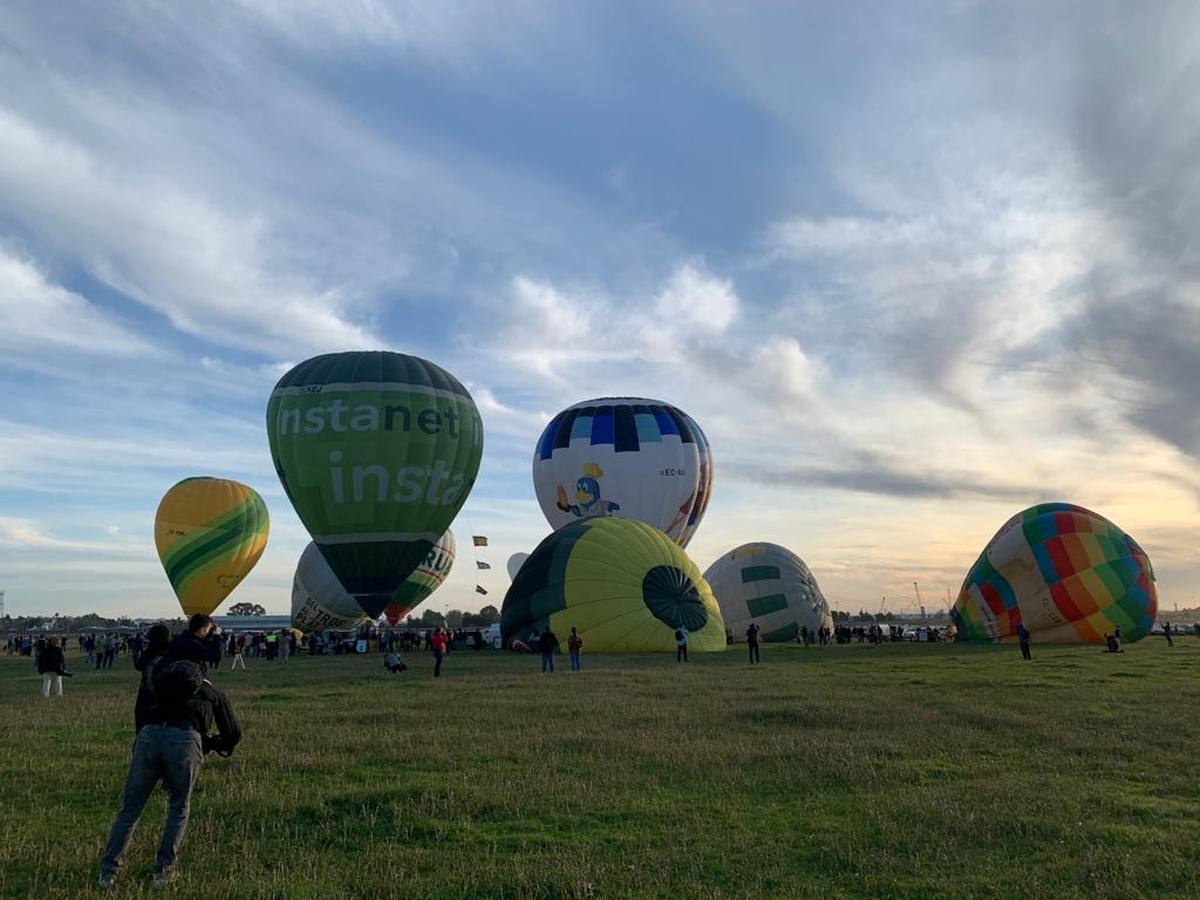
[951,503,1157,644]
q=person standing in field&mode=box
[278,630,290,665]
[675,625,689,662]
[746,623,761,664]
[1015,623,1031,660]
[567,627,583,672]
[98,660,241,890]
[538,627,558,673]
[430,627,448,677]
[226,634,244,671]
[37,637,68,698]
[1163,621,1173,647]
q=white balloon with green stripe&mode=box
[703,543,832,642]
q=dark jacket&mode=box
[37,646,66,675]
[133,652,167,732]
[537,630,558,654]
[146,679,242,756]
[166,631,223,672]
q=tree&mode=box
[228,602,266,617]
[418,609,446,629]
[462,605,500,626]
[444,609,465,628]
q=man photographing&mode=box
[98,658,241,889]
[166,613,225,673]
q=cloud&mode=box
[0,109,379,355]
[1062,8,1200,457]
[724,452,1055,503]
[653,262,739,335]
[0,517,144,554]
[0,249,150,357]
[747,337,820,403]
[488,262,743,381]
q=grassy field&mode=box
[1,638,1198,899]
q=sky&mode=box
[1,1,1197,620]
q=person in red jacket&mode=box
[430,628,448,678]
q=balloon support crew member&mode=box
[1016,623,1031,661]
[430,628,448,677]
[676,625,689,662]
[567,627,583,672]
[746,623,761,664]
[538,628,558,673]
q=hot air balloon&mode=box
[506,552,530,581]
[291,542,370,633]
[704,543,832,642]
[951,503,1158,644]
[533,398,713,547]
[154,477,270,617]
[501,517,726,652]
[267,351,483,617]
[383,530,455,626]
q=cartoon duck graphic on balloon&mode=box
[556,463,622,518]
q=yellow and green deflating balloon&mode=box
[501,517,726,652]
[155,477,270,617]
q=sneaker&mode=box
[152,868,177,889]
[97,872,116,890]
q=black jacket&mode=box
[165,631,223,672]
[37,647,66,675]
[133,651,167,732]
[537,631,558,654]
[146,679,242,756]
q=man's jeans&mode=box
[541,652,554,673]
[100,724,203,876]
[569,652,581,671]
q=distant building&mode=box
[213,614,293,632]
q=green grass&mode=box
[2,638,1198,898]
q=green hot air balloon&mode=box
[267,351,483,617]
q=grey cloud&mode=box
[724,452,1057,503]
[1067,4,1200,456]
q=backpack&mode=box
[153,659,204,707]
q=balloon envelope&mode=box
[704,543,832,642]
[267,351,483,617]
[506,552,530,581]
[291,542,370,633]
[384,530,455,626]
[533,398,713,547]
[155,477,270,617]
[501,517,726,652]
[951,503,1158,644]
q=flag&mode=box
[476,561,491,570]
[472,535,488,547]
[475,585,488,595]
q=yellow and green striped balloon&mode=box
[501,517,726,652]
[154,477,270,617]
